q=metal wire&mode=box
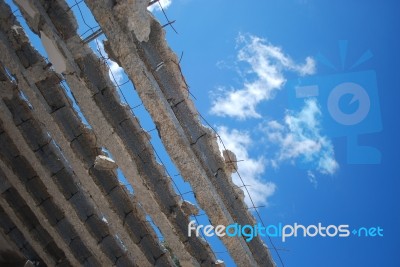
[197,112,286,267]
[157,1,178,34]
[66,0,281,264]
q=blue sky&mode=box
[155,0,400,266]
[6,0,400,266]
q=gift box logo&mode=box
[288,41,382,164]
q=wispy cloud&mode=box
[262,98,338,175]
[96,40,125,85]
[147,0,172,12]
[307,171,318,188]
[210,34,316,120]
[217,126,276,207]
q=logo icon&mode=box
[288,40,382,164]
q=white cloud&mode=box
[147,0,172,12]
[262,98,338,175]
[210,34,316,119]
[307,171,318,188]
[108,60,124,85]
[96,40,125,85]
[217,126,276,207]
